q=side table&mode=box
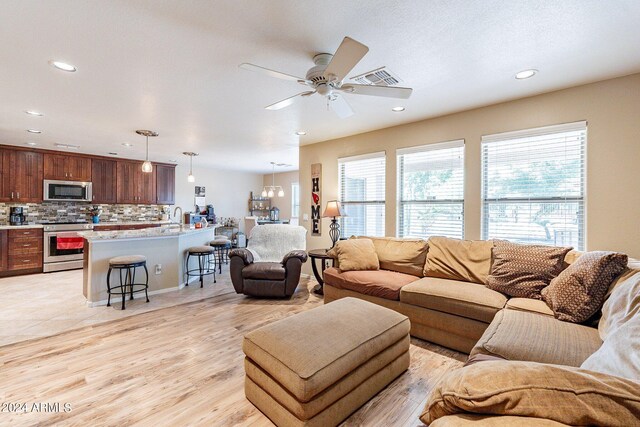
[308,248,334,295]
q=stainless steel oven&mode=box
[44,180,93,202]
[43,223,94,272]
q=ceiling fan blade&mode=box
[340,84,413,99]
[329,95,354,118]
[240,63,306,83]
[265,91,315,110]
[323,37,369,83]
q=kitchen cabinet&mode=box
[116,160,156,204]
[44,153,91,181]
[0,230,7,272]
[6,228,43,272]
[91,158,117,204]
[0,149,12,202]
[0,149,43,203]
[155,164,175,205]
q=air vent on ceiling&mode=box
[350,67,402,87]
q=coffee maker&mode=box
[10,207,25,226]
[206,204,216,223]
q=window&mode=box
[397,140,465,239]
[291,182,300,218]
[481,121,586,249]
[338,152,386,237]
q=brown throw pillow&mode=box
[327,239,379,272]
[420,361,640,426]
[486,241,571,299]
[542,251,628,323]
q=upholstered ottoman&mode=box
[243,297,410,427]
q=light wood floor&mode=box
[0,279,465,426]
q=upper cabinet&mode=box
[91,158,117,204]
[0,148,43,203]
[116,160,156,204]
[155,165,175,205]
[44,153,91,181]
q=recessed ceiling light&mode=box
[25,142,37,146]
[108,152,118,156]
[515,69,538,80]
[27,129,42,134]
[391,106,405,112]
[121,143,133,148]
[169,159,178,163]
[49,60,77,72]
[54,143,80,150]
[295,131,306,136]
[25,110,43,117]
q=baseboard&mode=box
[87,276,201,307]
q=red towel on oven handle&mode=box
[57,236,84,250]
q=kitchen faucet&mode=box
[173,206,183,225]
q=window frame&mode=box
[480,121,587,249]
[291,182,300,219]
[396,140,465,239]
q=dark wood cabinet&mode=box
[0,148,43,202]
[91,158,117,204]
[155,165,175,205]
[0,230,7,272]
[116,161,156,204]
[6,228,43,273]
[44,153,91,181]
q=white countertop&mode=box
[80,224,219,242]
[93,220,173,226]
[0,224,44,230]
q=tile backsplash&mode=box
[0,202,171,225]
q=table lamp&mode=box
[322,200,347,248]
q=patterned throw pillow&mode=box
[486,240,572,299]
[542,251,628,323]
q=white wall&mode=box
[174,164,263,232]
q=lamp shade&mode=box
[322,200,347,218]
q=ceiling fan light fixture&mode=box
[515,69,538,80]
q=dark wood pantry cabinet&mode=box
[155,164,175,205]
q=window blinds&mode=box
[481,121,586,250]
[397,140,465,239]
[338,152,386,237]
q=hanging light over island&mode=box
[183,152,199,182]
[136,130,158,173]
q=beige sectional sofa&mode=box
[322,236,640,425]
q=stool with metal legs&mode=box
[210,239,232,274]
[107,255,149,310]
[185,246,216,286]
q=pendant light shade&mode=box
[183,152,199,183]
[261,161,286,198]
[136,130,158,173]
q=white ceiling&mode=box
[1,0,640,173]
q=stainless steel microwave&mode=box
[43,180,93,202]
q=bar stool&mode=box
[186,246,216,286]
[107,255,149,310]
[210,238,232,274]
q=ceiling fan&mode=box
[239,36,413,118]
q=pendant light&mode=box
[183,152,198,182]
[136,130,158,173]
[261,161,285,198]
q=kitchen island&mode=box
[81,225,219,306]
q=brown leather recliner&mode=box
[229,249,308,298]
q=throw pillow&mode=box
[423,236,494,284]
[327,239,379,272]
[598,270,640,340]
[354,236,428,277]
[541,251,628,323]
[420,361,640,426]
[581,315,640,382]
[486,241,572,299]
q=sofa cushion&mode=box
[486,240,572,299]
[581,315,640,382]
[542,251,628,323]
[242,262,285,280]
[470,309,602,367]
[430,414,569,426]
[400,278,507,323]
[323,267,418,301]
[505,298,553,316]
[326,239,379,272]
[420,361,640,427]
[424,236,493,284]
[598,270,640,340]
[242,297,410,402]
[355,236,428,277]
